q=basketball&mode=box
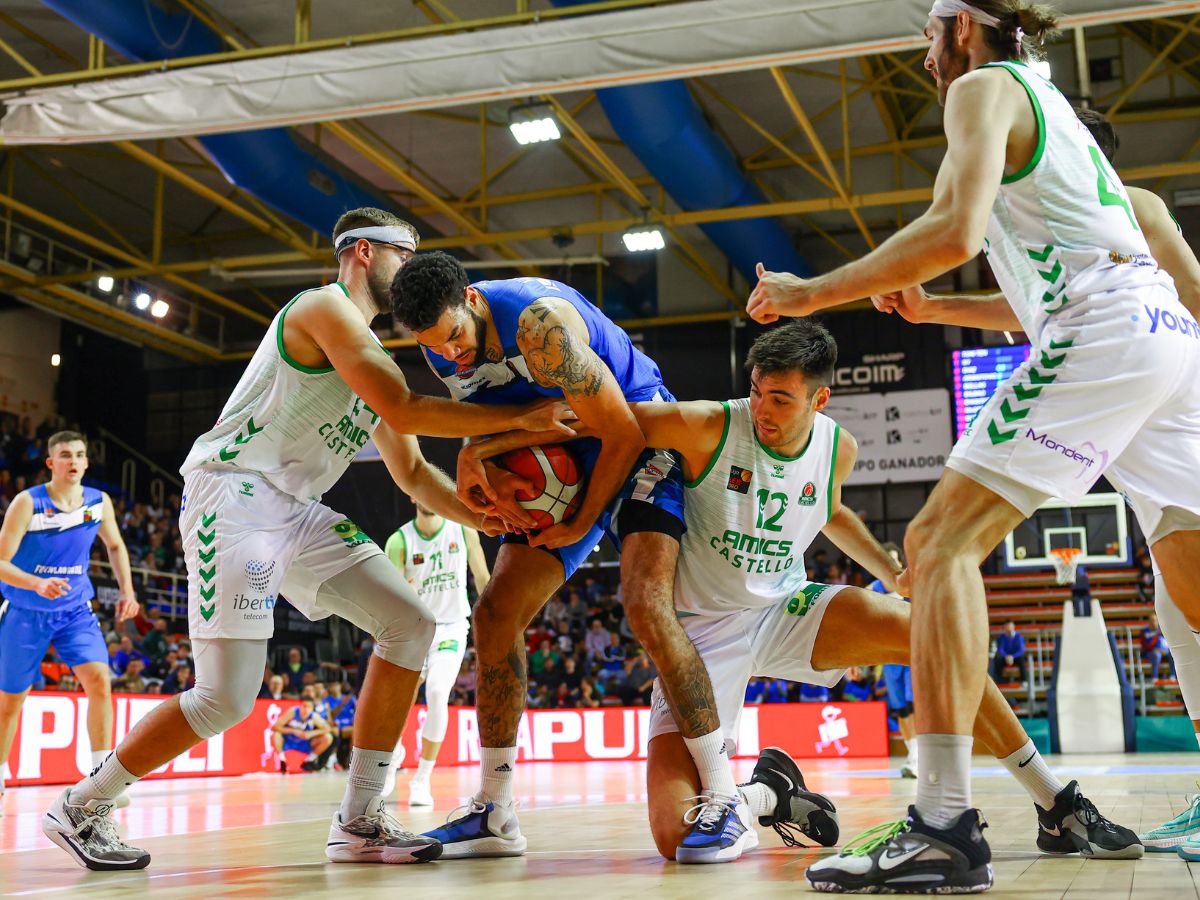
[495,445,584,529]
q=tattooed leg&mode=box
[472,544,566,746]
[620,530,720,738]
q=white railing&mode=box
[91,559,187,619]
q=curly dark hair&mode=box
[745,320,838,387]
[390,251,470,332]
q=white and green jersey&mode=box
[180,283,384,503]
[674,399,840,616]
[385,519,470,623]
[981,60,1173,343]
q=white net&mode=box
[1050,548,1082,586]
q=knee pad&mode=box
[374,607,436,671]
[179,678,259,739]
[1156,575,1200,717]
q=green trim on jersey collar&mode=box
[685,402,730,489]
[277,287,337,375]
[755,420,815,462]
[980,61,1046,185]
[413,517,446,542]
[826,423,841,523]
[335,281,350,298]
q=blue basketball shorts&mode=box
[0,600,108,694]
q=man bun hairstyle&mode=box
[941,1,1061,63]
[391,250,470,333]
[745,319,838,388]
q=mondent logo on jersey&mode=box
[727,466,753,494]
[1024,428,1108,475]
[798,481,818,507]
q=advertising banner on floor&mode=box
[5,693,887,786]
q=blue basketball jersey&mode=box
[423,277,673,405]
[5,485,104,612]
[291,707,319,732]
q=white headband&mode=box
[929,0,1001,28]
[333,224,419,257]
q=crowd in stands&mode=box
[0,413,62,516]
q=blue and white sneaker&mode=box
[423,798,527,858]
[1139,790,1200,854]
[676,791,759,864]
[1180,834,1200,862]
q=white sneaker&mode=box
[899,757,918,779]
[42,788,150,871]
[326,796,442,864]
[408,778,434,807]
[676,792,760,864]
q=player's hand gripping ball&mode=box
[494,445,584,530]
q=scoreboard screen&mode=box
[951,345,1032,437]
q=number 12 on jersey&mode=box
[756,489,788,532]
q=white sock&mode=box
[414,758,435,782]
[70,752,137,805]
[683,731,738,798]
[915,734,973,829]
[339,747,392,822]
[480,746,517,808]
[738,781,777,817]
[997,739,1063,809]
[90,750,110,771]
[903,738,917,761]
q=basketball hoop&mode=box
[1050,547,1083,585]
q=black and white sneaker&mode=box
[806,806,993,894]
[748,746,839,847]
[1035,780,1143,859]
[326,796,443,863]
[42,788,150,871]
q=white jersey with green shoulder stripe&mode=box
[674,399,840,616]
[980,60,1173,343]
[180,282,384,504]
[386,519,470,623]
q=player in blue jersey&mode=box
[392,252,738,860]
[0,431,139,812]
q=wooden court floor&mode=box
[3,753,1199,898]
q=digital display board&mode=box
[951,345,1032,437]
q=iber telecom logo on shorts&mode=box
[233,593,275,621]
[1025,428,1109,477]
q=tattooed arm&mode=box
[515,297,646,549]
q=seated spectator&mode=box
[162,663,194,695]
[762,678,790,703]
[799,682,831,703]
[271,698,333,774]
[583,577,604,604]
[454,657,477,706]
[283,647,316,686]
[143,617,170,660]
[106,640,122,675]
[565,590,589,629]
[527,683,552,709]
[1142,614,1176,680]
[149,649,180,681]
[525,621,556,654]
[621,650,656,706]
[992,621,1027,683]
[841,666,874,701]
[584,618,610,662]
[578,676,603,708]
[260,672,285,700]
[560,655,584,704]
[115,658,149,694]
[600,633,627,681]
[544,592,568,627]
[554,618,575,656]
[530,639,561,675]
[114,635,150,675]
[745,677,768,705]
[326,680,357,769]
[539,654,565,698]
[826,562,848,586]
[177,640,194,668]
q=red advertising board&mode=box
[5,693,887,786]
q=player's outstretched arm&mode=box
[0,492,69,598]
[747,71,1011,323]
[872,286,1022,330]
[464,527,491,594]
[372,423,506,537]
[516,297,646,549]
[99,492,139,622]
[628,399,727,484]
[818,429,905,593]
[1128,186,1200,320]
[288,288,575,439]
